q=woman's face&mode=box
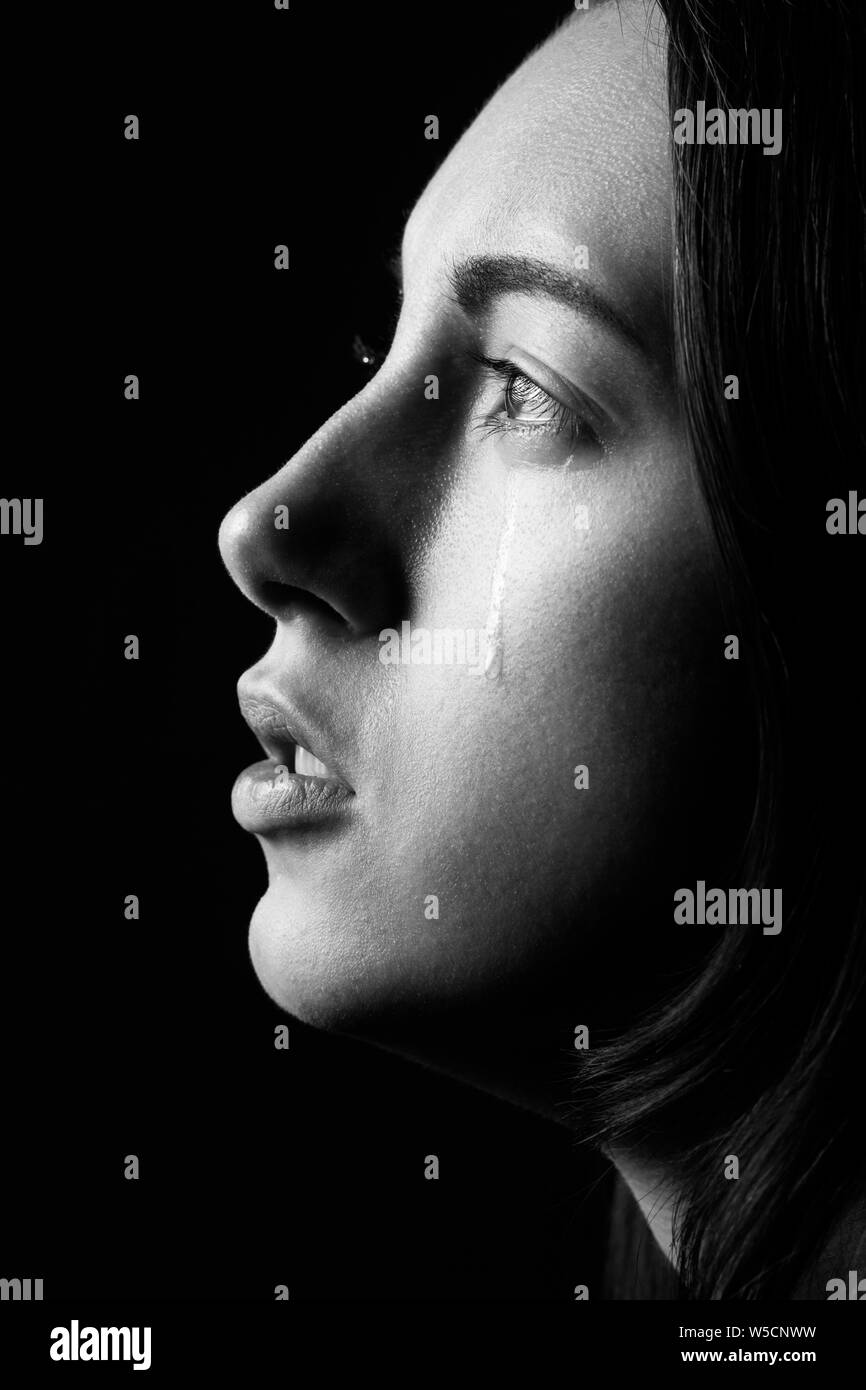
[219,4,742,1077]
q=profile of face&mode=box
[219,3,748,1094]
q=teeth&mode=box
[294,744,331,778]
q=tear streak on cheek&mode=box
[483,470,520,680]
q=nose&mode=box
[218,386,418,637]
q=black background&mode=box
[1,0,615,1302]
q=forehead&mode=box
[403,4,672,353]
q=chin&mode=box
[246,876,517,1045]
[246,882,421,1035]
[247,893,351,1031]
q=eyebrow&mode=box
[389,249,649,358]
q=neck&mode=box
[609,1147,679,1268]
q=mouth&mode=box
[231,690,354,835]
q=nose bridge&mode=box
[218,361,443,635]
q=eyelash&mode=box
[468,351,599,449]
[352,288,404,374]
[352,333,386,373]
[351,335,602,452]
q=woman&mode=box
[219,0,865,1299]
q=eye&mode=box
[352,282,403,377]
[352,333,385,374]
[502,372,578,435]
[469,352,604,464]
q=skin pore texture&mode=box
[220,4,748,1269]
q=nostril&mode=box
[258,581,348,632]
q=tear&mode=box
[483,471,519,679]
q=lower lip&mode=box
[231,758,354,834]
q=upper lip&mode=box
[237,682,352,789]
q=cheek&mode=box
[248,451,743,1025]
[378,449,734,899]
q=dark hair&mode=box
[574,0,866,1299]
